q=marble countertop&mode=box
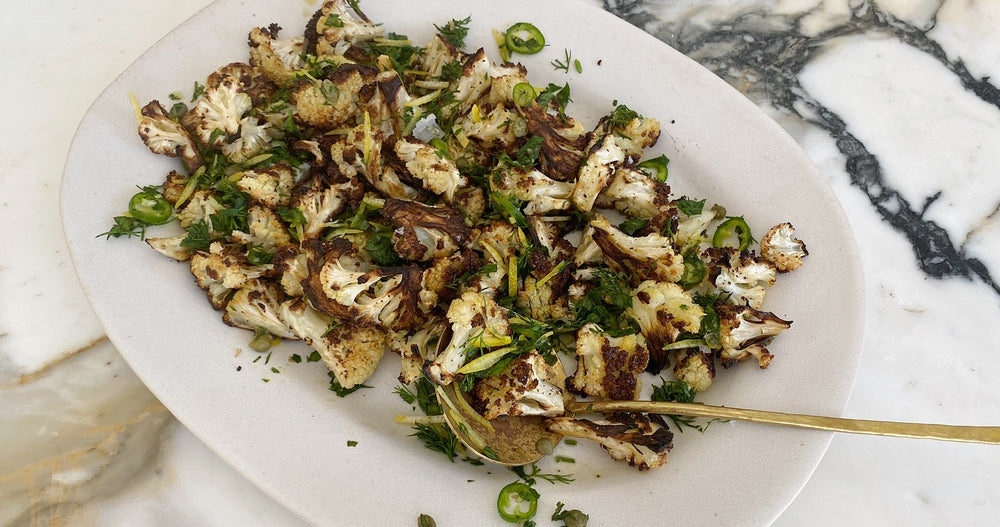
[3,0,999,525]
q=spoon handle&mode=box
[566,401,1000,445]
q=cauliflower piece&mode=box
[760,222,808,272]
[389,321,441,384]
[485,63,529,106]
[546,413,674,471]
[589,214,684,284]
[469,221,517,295]
[175,190,221,229]
[516,276,570,321]
[291,64,376,129]
[236,164,295,209]
[221,116,272,164]
[569,323,649,400]
[222,279,298,339]
[274,246,308,297]
[304,0,383,57]
[672,347,715,392]
[419,249,480,313]
[419,34,463,77]
[494,167,574,215]
[612,115,661,157]
[364,70,410,134]
[426,291,511,385]
[145,234,193,261]
[717,303,791,368]
[230,205,293,252]
[289,173,365,239]
[189,242,274,309]
[709,250,777,310]
[595,167,672,218]
[380,198,472,262]
[206,62,276,106]
[523,105,588,182]
[301,239,423,331]
[282,299,387,389]
[459,103,521,151]
[248,24,306,89]
[137,100,202,172]
[394,138,467,202]
[471,350,566,419]
[630,280,704,372]
[453,48,492,113]
[570,134,625,212]
[573,224,605,267]
[182,74,252,147]
[675,205,718,247]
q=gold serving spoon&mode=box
[436,384,1000,466]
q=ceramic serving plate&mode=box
[62,0,865,524]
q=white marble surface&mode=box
[3,0,999,525]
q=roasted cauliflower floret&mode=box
[248,24,306,89]
[419,34,463,77]
[570,134,625,212]
[672,347,715,392]
[418,249,480,313]
[394,138,467,202]
[137,100,202,172]
[630,280,704,373]
[569,323,649,400]
[236,164,295,209]
[459,103,521,151]
[301,239,422,331]
[471,350,566,419]
[175,190,221,229]
[182,74,252,148]
[675,205,719,248]
[595,167,672,218]
[290,65,370,129]
[288,174,365,239]
[305,0,383,57]
[485,63,530,106]
[189,242,273,309]
[282,299,388,389]
[494,167,574,215]
[546,413,673,471]
[221,116,272,164]
[589,214,684,284]
[389,321,441,384]
[717,303,791,368]
[710,250,778,310]
[145,234,193,261]
[426,291,511,385]
[453,48,492,113]
[230,205,293,252]
[515,276,570,321]
[612,114,661,157]
[760,222,808,272]
[380,198,472,262]
[223,279,298,339]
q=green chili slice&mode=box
[512,82,537,107]
[505,22,545,55]
[679,254,708,288]
[712,216,754,251]
[497,482,539,522]
[637,154,670,182]
[128,189,173,225]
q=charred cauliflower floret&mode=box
[248,24,306,89]
[570,134,625,213]
[282,298,388,389]
[546,413,673,471]
[145,235,193,261]
[301,239,422,331]
[223,279,298,339]
[418,249,480,313]
[494,166,574,215]
[380,198,472,262]
[389,321,441,384]
[305,0,383,57]
[709,249,778,310]
[630,280,704,373]
[595,167,672,218]
[717,303,791,368]
[426,291,511,385]
[137,100,202,172]
[612,114,661,157]
[236,164,295,209]
[230,205,293,252]
[516,276,570,321]
[189,242,273,309]
[522,105,588,182]
[590,214,684,284]
[675,205,719,248]
[221,116,272,164]
[471,350,566,419]
[175,190,221,229]
[291,64,376,129]
[672,347,716,392]
[573,224,605,267]
[419,34,463,77]
[289,173,365,239]
[453,48,492,114]
[485,63,530,106]
[459,103,522,151]
[182,74,252,148]
[394,138,467,202]
[569,323,650,400]
[760,222,808,272]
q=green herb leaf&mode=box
[328,372,371,397]
[677,197,706,216]
[434,16,472,47]
[365,228,404,266]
